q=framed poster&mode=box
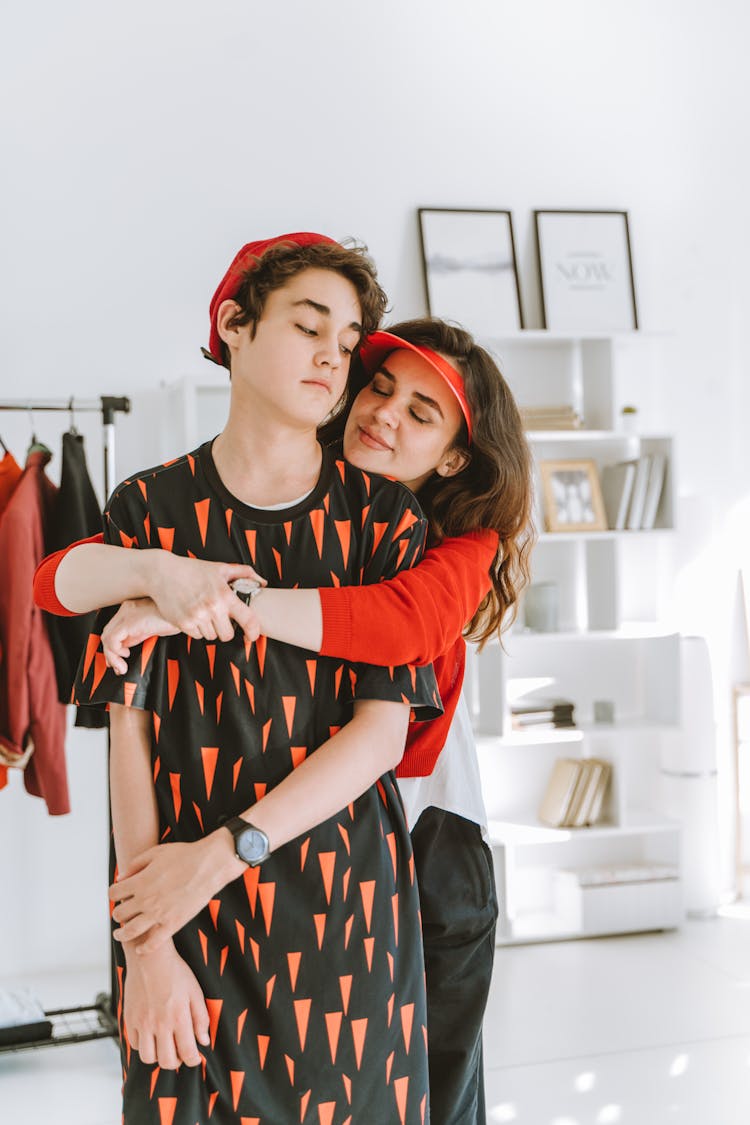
[539,458,608,532]
[534,210,638,331]
[418,208,523,334]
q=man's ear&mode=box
[216,299,244,353]
[436,447,471,479]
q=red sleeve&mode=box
[32,532,105,616]
[319,528,499,666]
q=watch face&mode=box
[236,826,268,865]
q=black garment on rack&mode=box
[44,431,106,729]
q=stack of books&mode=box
[600,453,667,530]
[538,757,612,828]
[511,697,575,731]
[520,404,582,431]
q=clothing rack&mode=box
[0,395,130,1053]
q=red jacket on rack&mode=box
[0,450,69,814]
[34,529,499,779]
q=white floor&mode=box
[2,912,750,1125]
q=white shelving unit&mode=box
[470,330,684,943]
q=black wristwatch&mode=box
[222,816,270,867]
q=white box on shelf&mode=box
[553,865,682,934]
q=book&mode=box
[600,460,637,530]
[511,698,575,730]
[566,760,596,825]
[538,758,583,827]
[626,454,652,530]
[572,758,611,827]
[583,759,612,825]
[640,452,667,529]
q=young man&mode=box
[74,234,441,1124]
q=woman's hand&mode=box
[102,598,179,674]
[110,833,244,953]
[148,553,266,642]
[122,940,210,1068]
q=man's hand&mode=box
[123,941,210,1069]
[149,554,266,643]
[110,833,245,952]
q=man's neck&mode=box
[212,400,323,508]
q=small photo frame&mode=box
[539,459,608,532]
[418,208,523,334]
[534,210,638,332]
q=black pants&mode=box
[410,807,498,1125]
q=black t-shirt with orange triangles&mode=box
[74,439,442,1125]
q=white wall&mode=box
[2,0,749,974]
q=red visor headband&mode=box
[205,231,339,367]
[359,331,473,444]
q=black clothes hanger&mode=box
[0,435,8,456]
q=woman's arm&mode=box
[109,698,410,951]
[36,529,498,667]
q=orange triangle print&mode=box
[241,1119,260,1125]
[158,1098,177,1125]
[82,633,100,679]
[194,498,210,546]
[324,1011,342,1064]
[342,1072,352,1104]
[385,1049,394,1085]
[306,659,317,694]
[230,1071,245,1111]
[143,512,150,541]
[208,1091,219,1118]
[391,507,420,541]
[169,772,181,821]
[157,526,174,551]
[195,681,205,714]
[266,974,277,1008]
[262,717,273,752]
[392,893,399,946]
[282,695,296,736]
[337,823,350,855]
[150,1065,161,1097]
[233,756,243,791]
[314,913,326,949]
[351,1017,367,1070]
[259,882,275,935]
[294,997,312,1051]
[318,1102,336,1125]
[250,937,260,971]
[386,832,397,879]
[318,852,336,904]
[137,479,148,501]
[400,1002,414,1052]
[206,998,223,1049]
[344,914,354,949]
[244,528,256,561]
[244,678,255,713]
[257,1034,269,1069]
[336,458,347,483]
[387,992,394,1027]
[300,837,310,870]
[256,634,267,676]
[339,974,352,1015]
[242,864,260,916]
[225,508,233,536]
[287,951,301,991]
[123,681,137,708]
[342,867,351,901]
[334,519,351,568]
[254,781,267,800]
[230,663,241,694]
[198,929,208,964]
[283,520,292,544]
[208,898,221,929]
[206,644,216,677]
[272,547,282,578]
[359,880,375,932]
[91,653,108,694]
[363,936,374,971]
[291,746,307,769]
[220,945,229,975]
[140,634,157,676]
[394,1076,409,1125]
[397,538,409,570]
[167,659,179,710]
[235,919,245,952]
[201,747,219,799]
[371,521,389,556]
[309,508,325,557]
[216,690,224,724]
[237,1008,248,1043]
[300,1090,311,1119]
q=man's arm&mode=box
[110,698,410,950]
[109,704,210,1069]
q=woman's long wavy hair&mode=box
[320,318,536,647]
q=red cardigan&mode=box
[33,529,498,778]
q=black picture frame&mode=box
[418,208,524,334]
[534,210,638,332]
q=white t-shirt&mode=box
[397,690,489,842]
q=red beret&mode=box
[204,232,339,366]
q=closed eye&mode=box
[371,383,430,424]
[296,323,317,337]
